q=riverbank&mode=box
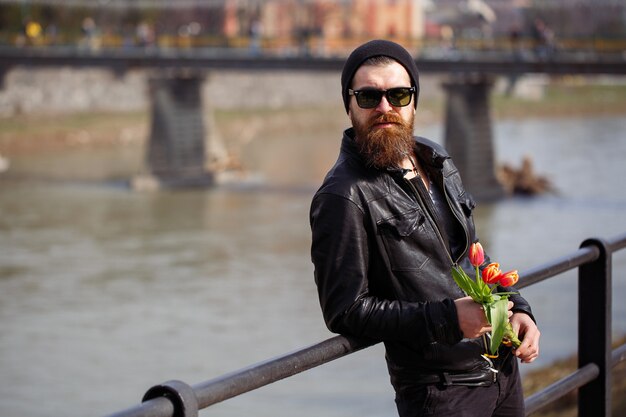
[1,80,626,158]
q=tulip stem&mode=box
[504,322,522,349]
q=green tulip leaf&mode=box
[489,298,509,355]
[451,266,477,299]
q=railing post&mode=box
[142,380,199,417]
[578,238,612,417]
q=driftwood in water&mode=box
[497,156,553,196]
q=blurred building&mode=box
[222,0,426,53]
[0,0,623,54]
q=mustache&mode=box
[370,113,404,125]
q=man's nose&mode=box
[375,94,393,113]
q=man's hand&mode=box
[510,312,541,363]
[454,296,512,339]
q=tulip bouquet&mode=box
[451,242,522,356]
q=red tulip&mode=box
[482,262,502,285]
[499,270,519,287]
[451,241,522,356]
[469,242,485,267]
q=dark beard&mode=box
[352,112,415,170]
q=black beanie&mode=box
[341,39,420,113]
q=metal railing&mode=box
[105,232,626,417]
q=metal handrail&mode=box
[105,232,626,417]
[516,244,598,289]
[193,334,376,409]
[525,334,626,414]
[524,363,600,415]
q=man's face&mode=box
[348,61,416,170]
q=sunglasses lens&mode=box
[356,90,383,109]
[387,88,413,107]
[353,88,413,108]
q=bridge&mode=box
[2,45,624,74]
[1,45,625,198]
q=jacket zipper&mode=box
[438,177,490,354]
[442,181,470,265]
[404,166,489,354]
[404,177,456,266]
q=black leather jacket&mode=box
[310,129,534,379]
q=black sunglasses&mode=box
[348,86,416,109]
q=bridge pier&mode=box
[132,72,214,190]
[131,70,506,195]
[442,75,504,201]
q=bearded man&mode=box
[309,40,540,417]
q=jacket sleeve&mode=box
[310,192,463,346]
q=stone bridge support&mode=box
[133,72,215,190]
[442,75,504,201]
[132,71,505,197]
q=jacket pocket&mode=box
[378,207,424,237]
[377,208,431,271]
[457,192,477,241]
[459,192,476,218]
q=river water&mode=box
[1,116,625,417]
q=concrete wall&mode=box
[0,67,445,117]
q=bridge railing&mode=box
[4,33,626,56]
[105,232,626,417]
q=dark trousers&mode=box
[394,357,524,417]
